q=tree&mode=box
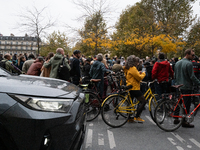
[111,1,191,58]
[40,31,70,56]
[140,0,196,37]
[71,0,116,55]
[187,19,200,56]
[16,6,56,54]
[79,11,110,55]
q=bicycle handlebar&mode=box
[141,80,155,87]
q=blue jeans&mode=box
[154,81,170,99]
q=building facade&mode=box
[0,34,39,56]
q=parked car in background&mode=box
[0,67,87,150]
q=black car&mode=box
[0,67,87,150]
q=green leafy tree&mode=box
[140,0,196,37]
[187,19,200,56]
[40,31,70,56]
[111,1,194,58]
[79,11,108,55]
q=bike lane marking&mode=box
[107,130,116,149]
[171,132,192,149]
[145,115,156,125]
[189,138,200,148]
[85,129,93,148]
[167,137,177,145]
[98,133,104,145]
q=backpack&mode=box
[0,60,8,69]
[57,57,70,81]
[69,58,75,76]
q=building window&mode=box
[21,42,23,45]
[11,42,13,45]
[16,42,18,45]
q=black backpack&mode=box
[0,60,8,69]
[57,57,70,81]
[69,58,75,76]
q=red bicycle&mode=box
[154,84,200,131]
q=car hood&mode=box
[0,75,80,98]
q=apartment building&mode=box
[0,34,40,55]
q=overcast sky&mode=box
[0,0,200,38]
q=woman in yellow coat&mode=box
[125,55,146,122]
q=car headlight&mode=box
[11,95,73,113]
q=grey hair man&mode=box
[44,48,70,79]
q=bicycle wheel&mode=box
[101,95,130,128]
[84,91,101,122]
[155,99,184,132]
[149,95,159,123]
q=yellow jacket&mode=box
[126,66,146,90]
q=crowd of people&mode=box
[1,48,200,126]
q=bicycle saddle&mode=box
[171,84,184,89]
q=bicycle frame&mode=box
[172,93,200,118]
[101,92,139,114]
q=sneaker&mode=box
[182,122,194,128]
[128,118,136,123]
[134,117,145,123]
[174,119,180,124]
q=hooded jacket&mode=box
[44,53,70,79]
[152,59,174,83]
[27,59,43,76]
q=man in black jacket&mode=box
[82,58,91,83]
[70,50,81,85]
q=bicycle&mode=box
[141,81,159,123]
[79,72,122,122]
[154,84,200,132]
[101,84,138,128]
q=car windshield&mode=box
[0,67,12,77]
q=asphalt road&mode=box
[84,105,200,150]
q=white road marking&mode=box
[89,123,93,126]
[85,129,93,148]
[107,130,116,149]
[98,133,104,145]
[171,132,186,144]
[190,138,200,148]
[176,146,184,150]
[167,137,177,145]
[98,114,102,120]
[145,115,156,125]
[171,132,192,148]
